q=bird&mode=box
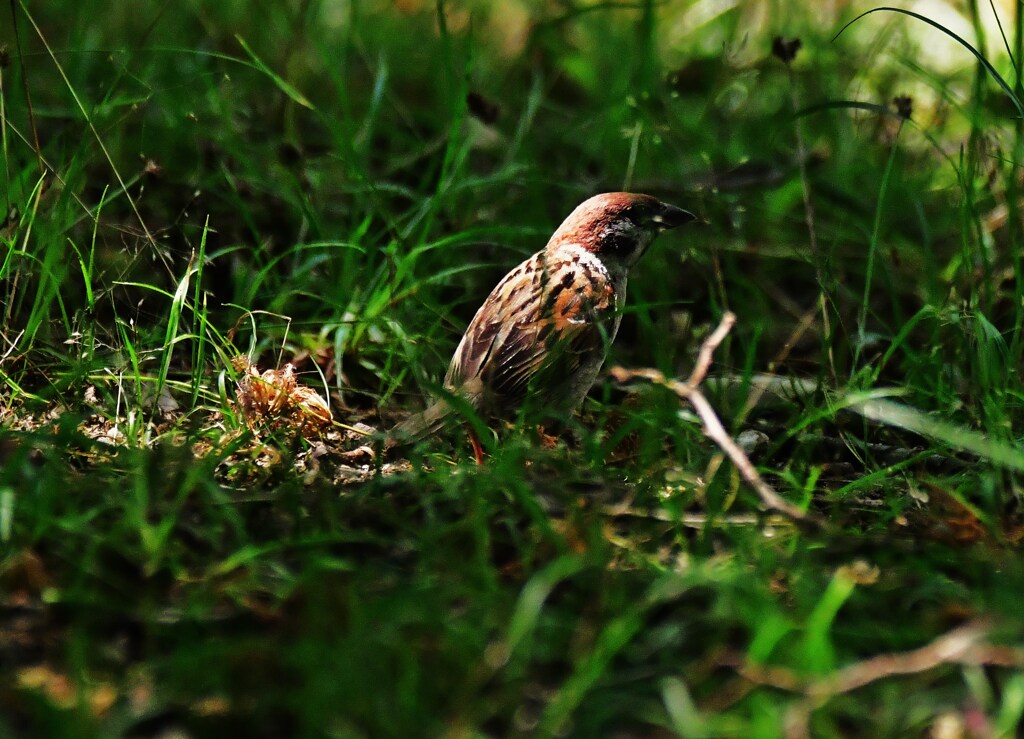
[390,192,696,456]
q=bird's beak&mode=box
[651,202,697,230]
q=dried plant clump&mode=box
[232,356,332,438]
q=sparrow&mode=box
[391,192,696,451]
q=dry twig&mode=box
[610,312,822,527]
[731,619,1023,701]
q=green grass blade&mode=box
[848,397,1024,471]
[833,6,1024,117]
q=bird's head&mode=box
[546,192,696,269]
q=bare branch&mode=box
[687,311,736,386]
[686,388,813,522]
[610,312,823,527]
[732,620,1024,701]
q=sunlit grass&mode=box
[2,1,1024,736]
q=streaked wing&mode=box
[445,248,617,411]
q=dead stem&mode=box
[610,312,824,528]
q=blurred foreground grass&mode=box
[3,1,1024,736]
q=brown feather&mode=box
[446,248,617,416]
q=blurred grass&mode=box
[3,0,1024,736]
